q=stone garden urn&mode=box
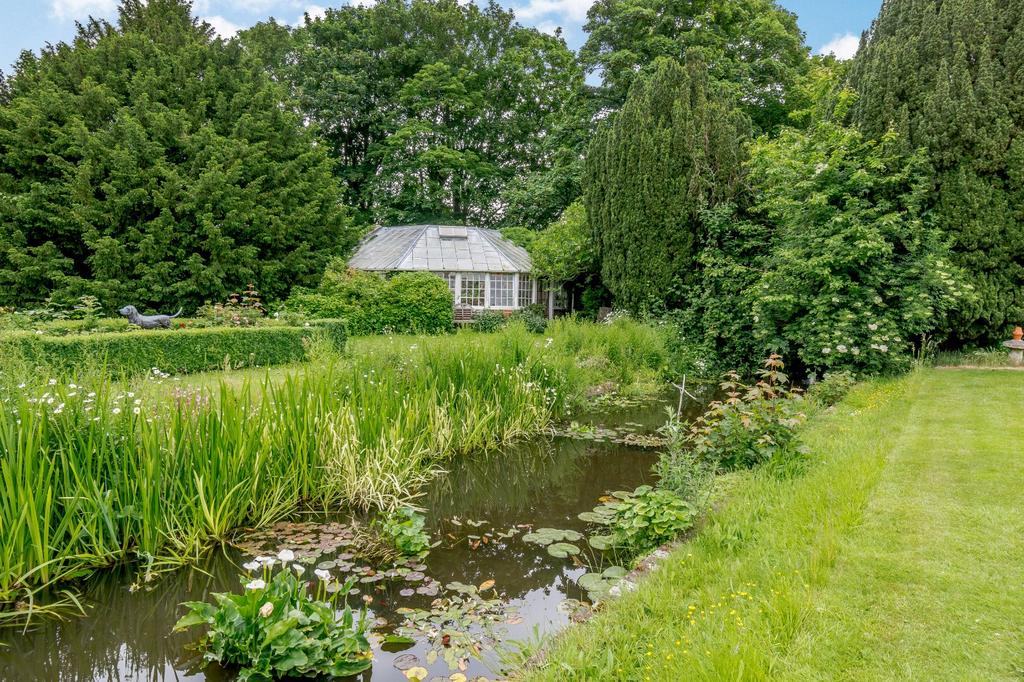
[1003,326,1024,365]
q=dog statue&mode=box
[118,305,183,329]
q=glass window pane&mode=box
[518,276,534,307]
[460,273,485,307]
[490,274,513,307]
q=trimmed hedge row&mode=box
[0,321,347,376]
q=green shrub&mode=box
[683,355,806,471]
[509,305,548,333]
[174,555,372,679]
[0,324,343,376]
[473,309,507,332]
[807,370,857,407]
[287,266,453,335]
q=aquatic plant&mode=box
[378,507,431,556]
[174,552,372,680]
[581,486,697,557]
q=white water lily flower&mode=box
[242,561,261,572]
[314,568,331,582]
[292,564,305,575]
[277,549,295,562]
[245,579,266,590]
[259,602,274,618]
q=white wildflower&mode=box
[242,561,261,572]
[112,407,121,415]
[314,568,331,582]
[245,579,266,591]
[277,549,295,562]
[292,564,305,575]
[259,602,274,618]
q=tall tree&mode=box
[585,57,750,311]
[0,0,352,312]
[581,0,809,131]
[255,0,587,227]
[849,0,1024,343]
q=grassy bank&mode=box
[0,318,669,620]
[524,369,1024,680]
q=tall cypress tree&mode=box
[585,58,750,311]
[0,0,353,312]
[849,0,1024,343]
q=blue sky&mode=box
[1,0,881,76]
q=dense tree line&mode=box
[0,0,1021,359]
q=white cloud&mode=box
[204,15,244,38]
[515,0,592,22]
[50,0,116,21]
[817,33,860,61]
[225,0,284,11]
[294,4,327,25]
[535,21,563,36]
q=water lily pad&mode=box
[602,566,628,579]
[524,527,582,545]
[547,542,580,558]
[521,532,553,546]
[400,588,415,597]
[445,581,478,595]
[587,534,615,550]
[576,573,605,591]
[405,571,425,582]
[577,511,612,524]
[393,652,420,671]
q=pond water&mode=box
[0,387,712,681]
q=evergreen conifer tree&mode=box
[0,0,353,312]
[584,58,750,311]
[849,0,1024,342]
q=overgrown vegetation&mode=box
[0,318,668,620]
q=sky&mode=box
[1,0,882,76]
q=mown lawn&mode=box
[525,369,1024,681]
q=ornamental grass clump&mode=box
[174,550,372,681]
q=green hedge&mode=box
[0,323,346,376]
[287,270,453,335]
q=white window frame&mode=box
[459,273,486,307]
[489,273,514,308]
